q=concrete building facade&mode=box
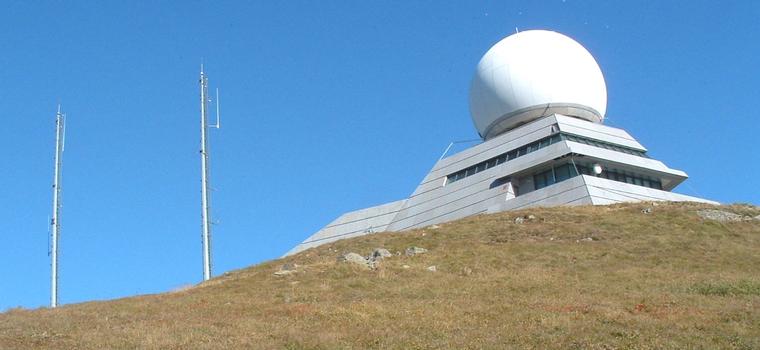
[286,30,715,256]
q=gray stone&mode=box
[274,263,299,276]
[281,263,298,271]
[514,217,525,224]
[426,265,437,272]
[338,252,371,268]
[527,214,537,221]
[697,209,746,222]
[641,207,652,214]
[371,248,392,260]
[405,246,428,256]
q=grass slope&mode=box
[2,202,759,349]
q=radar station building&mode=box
[287,30,715,255]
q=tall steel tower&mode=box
[199,66,220,281]
[50,105,65,308]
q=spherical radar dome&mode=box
[469,30,607,140]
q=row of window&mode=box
[562,134,647,157]
[595,168,663,190]
[446,132,648,185]
[446,134,563,184]
[533,163,663,191]
[534,163,584,190]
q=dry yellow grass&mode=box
[1,202,759,349]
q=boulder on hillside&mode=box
[338,252,371,268]
[371,248,392,260]
[273,263,298,276]
[697,209,752,222]
[405,246,428,256]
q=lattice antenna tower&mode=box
[199,65,221,281]
[50,104,66,308]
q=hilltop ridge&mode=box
[2,202,759,349]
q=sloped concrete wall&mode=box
[285,199,407,256]
[287,115,714,256]
[583,176,717,205]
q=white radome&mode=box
[469,30,607,140]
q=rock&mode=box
[371,248,392,260]
[427,265,437,272]
[641,207,652,214]
[429,224,441,230]
[402,265,410,269]
[405,247,428,256]
[460,267,472,276]
[578,237,595,242]
[338,252,371,268]
[514,217,525,224]
[281,263,298,271]
[697,209,747,222]
[755,215,760,221]
[527,215,537,221]
[274,263,299,276]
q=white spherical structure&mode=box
[469,30,607,140]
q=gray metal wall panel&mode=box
[285,199,407,256]
[565,143,688,190]
[556,115,646,150]
[392,143,574,230]
[421,116,560,185]
[488,176,592,212]
[583,176,717,204]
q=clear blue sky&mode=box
[1,1,758,310]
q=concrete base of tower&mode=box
[286,114,716,256]
[285,175,715,256]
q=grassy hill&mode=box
[2,202,759,349]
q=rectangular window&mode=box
[555,164,571,182]
[534,173,546,190]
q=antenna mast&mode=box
[199,65,219,281]
[50,104,65,308]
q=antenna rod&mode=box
[50,104,65,308]
[199,67,213,281]
[215,88,220,129]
